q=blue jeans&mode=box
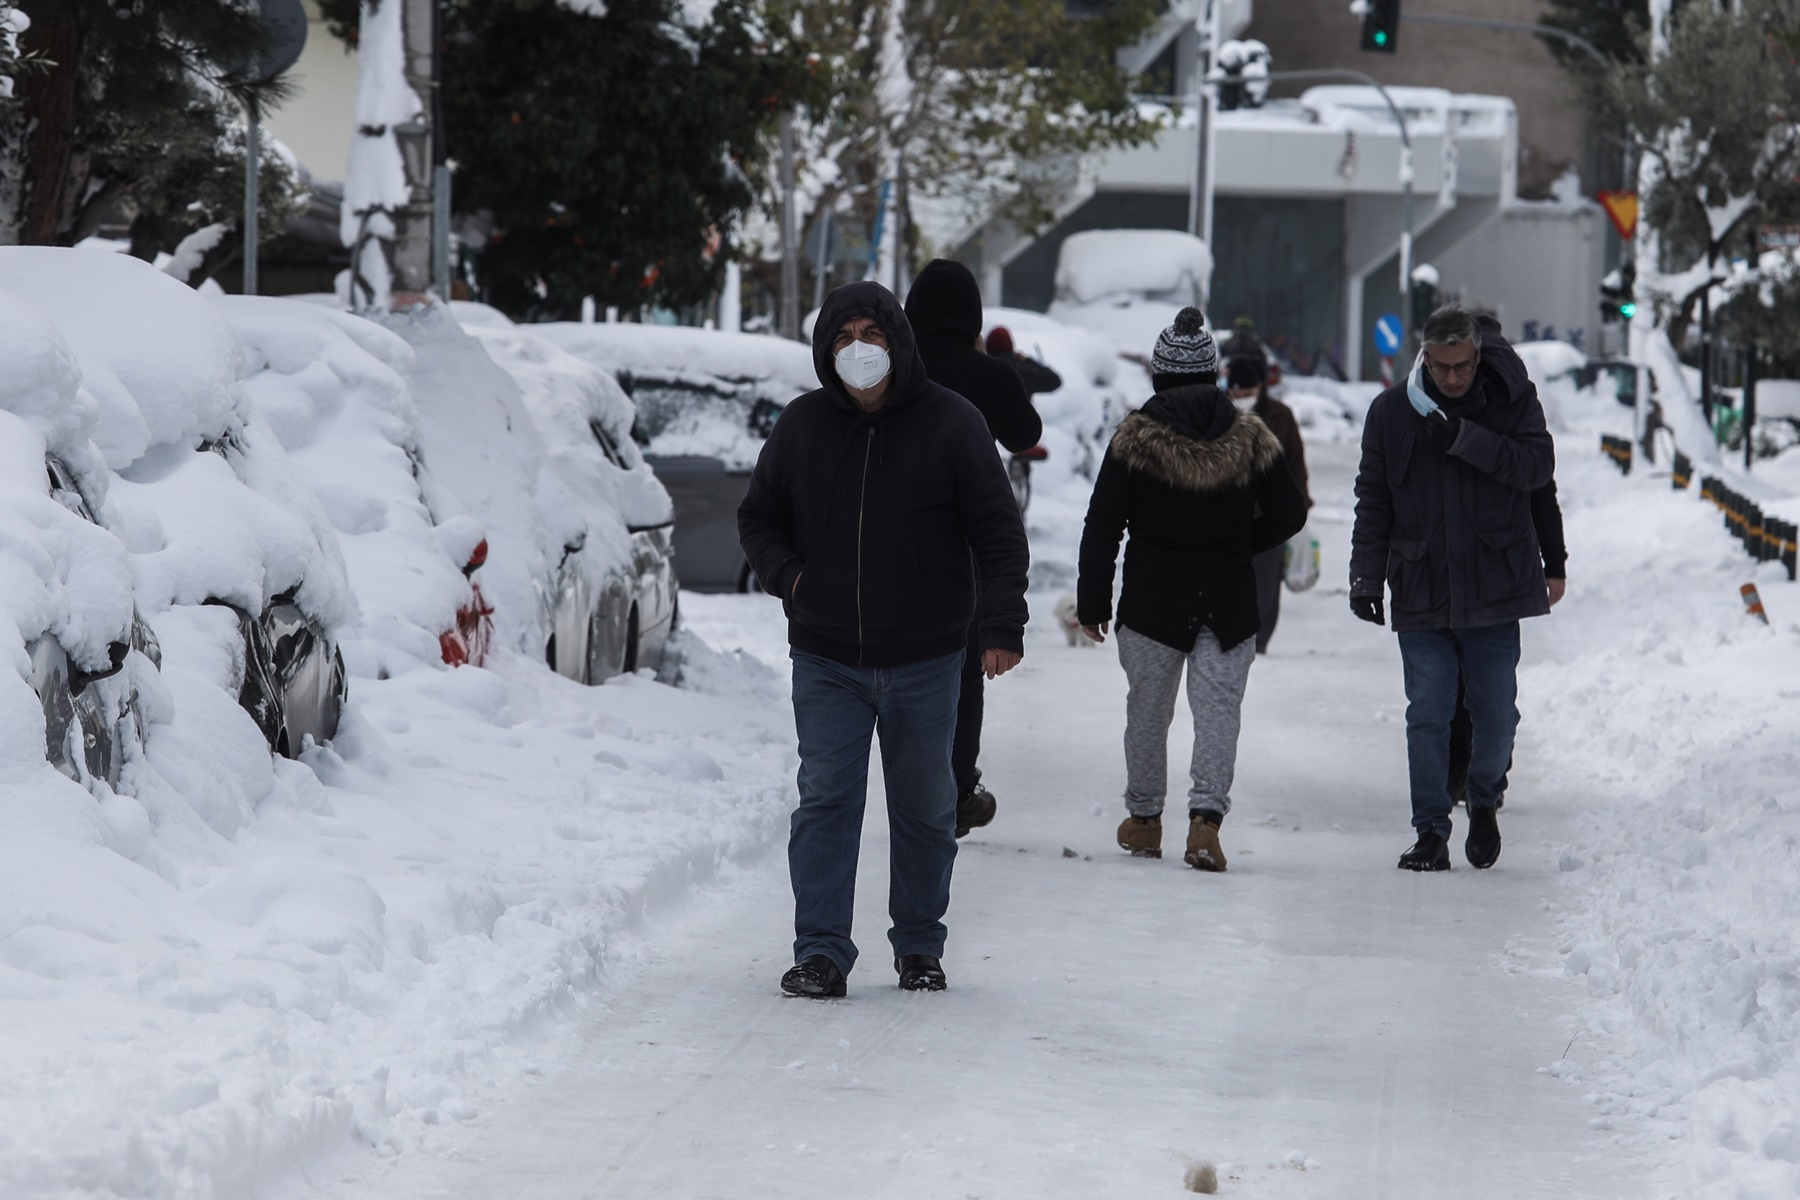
[1397,623,1520,837]
[788,649,963,974]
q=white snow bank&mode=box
[0,257,805,1199]
[1524,441,1800,1198]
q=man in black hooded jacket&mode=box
[739,281,1029,999]
[904,259,1044,839]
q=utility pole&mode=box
[779,113,800,340]
[1187,0,1220,248]
[239,0,308,296]
[244,99,261,295]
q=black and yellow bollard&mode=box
[1600,434,1633,475]
[1671,451,1693,490]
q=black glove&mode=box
[1425,411,1462,454]
[1350,594,1385,626]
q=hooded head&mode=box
[811,281,924,410]
[904,258,984,345]
[1226,355,1266,392]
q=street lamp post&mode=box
[1188,0,1221,247]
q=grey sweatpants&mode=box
[1116,623,1256,821]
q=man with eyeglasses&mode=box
[739,281,1028,998]
[1348,306,1555,872]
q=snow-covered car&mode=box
[218,295,493,686]
[1046,229,1214,362]
[0,249,355,763]
[535,322,816,593]
[461,311,678,677]
[372,304,675,680]
[28,453,164,786]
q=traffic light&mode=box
[1360,0,1401,53]
[1599,263,1637,323]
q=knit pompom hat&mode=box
[1150,307,1219,380]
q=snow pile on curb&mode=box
[0,250,798,1199]
[1519,369,1800,1196]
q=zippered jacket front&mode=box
[738,282,1030,668]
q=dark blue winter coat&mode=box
[1349,337,1555,631]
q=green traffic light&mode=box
[1620,302,1637,318]
[1374,31,1388,44]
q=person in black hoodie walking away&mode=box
[904,259,1044,840]
[1224,354,1312,653]
[1076,308,1308,870]
[739,281,1029,998]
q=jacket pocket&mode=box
[1385,537,1438,615]
[1474,524,1536,603]
[1392,431,1415,487]
[791,562,856,634]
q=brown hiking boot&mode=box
[1117,813,1162,858]
[1184,814,1227,872]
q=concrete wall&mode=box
[1246,0,1588,198]
[1428,202,1608,353]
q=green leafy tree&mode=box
[0,0,300,274]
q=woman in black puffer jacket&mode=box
[1076,307,1307,872]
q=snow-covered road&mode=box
[294,442,1667,1199]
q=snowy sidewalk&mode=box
[292,443,1665,1199]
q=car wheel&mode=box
[587,586,631,682]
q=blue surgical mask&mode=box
[1406,354,1440,418]
[835,340,892,391]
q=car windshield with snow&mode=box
[536,322,817,592]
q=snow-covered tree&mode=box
[1602,0,1800,458]
[1539,0,1650,71]
[0,0,302,273]
[755,0,1161,299]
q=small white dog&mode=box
[1053,591,1098,647]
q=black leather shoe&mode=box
[955,784,997,838]
[1397,831,1451,871]
[1465,805,1501,869]
[780,954,847,998]
[895,954,947,991]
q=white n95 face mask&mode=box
[834,340,892,391]
[1231,394,1257,413]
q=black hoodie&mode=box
[737,281,1030,668]
[904,259,1044,453]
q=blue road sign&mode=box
[1373,313,1404,357]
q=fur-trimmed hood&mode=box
[1109,408,1284,493]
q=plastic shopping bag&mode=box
[1282,525,1320,593]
